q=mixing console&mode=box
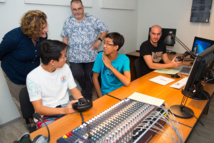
[57,98,166,143]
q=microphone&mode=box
[32,113,50,143]
[174,51,190,62]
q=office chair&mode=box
[134,58,142,79]
[19,87,36,133]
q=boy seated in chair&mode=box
[26,40,84,129]
[92,32,131,97]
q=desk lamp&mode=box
[164,31,196,59]
[164,32,196,118]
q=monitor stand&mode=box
[190,90,210,100]
[206,78,214,83]
[188,84,210,100]
[170,105,194,119]
[205,71,214,83]
[170,95,194,119]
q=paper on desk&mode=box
[128,92,164,106]
[154,69,180,75]
[170,77,188,89]
[149,75,175,85]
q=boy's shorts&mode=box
[36,103,67,129]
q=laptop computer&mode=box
[174,66,192,75]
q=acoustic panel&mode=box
[24,0,92,7]
[101,0,136,10]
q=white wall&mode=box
[0,0,138,125]
[0,67,20,125]
[137,0,214,53]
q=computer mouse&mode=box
[171,74,180,78]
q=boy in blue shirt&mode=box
[92,32,131,97]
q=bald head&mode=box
[150,25,162,33]
[149,25,162,46]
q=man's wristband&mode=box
[98,37,102,42]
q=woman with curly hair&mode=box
[0,10,48,111]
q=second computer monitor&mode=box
[148,28,176,46]
[191,36,214,56]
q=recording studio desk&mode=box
[30,72,214,143]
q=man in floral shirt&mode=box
[61,0,108,101]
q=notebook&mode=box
[174,66,192,75]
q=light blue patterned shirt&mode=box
[61,13,109,63]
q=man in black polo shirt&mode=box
[140,25,182,76]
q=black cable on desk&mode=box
[80,112,91,138]
[80,112,84,124]
[171,119,193,128]
[106,93,122,101]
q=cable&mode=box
[189,111,204,127]
[160,104,184,140]
[80,112,91,138]
[143,119,177,141]
[80,112,84,124]
[171,119,193,128]
[147,112,183,140]
[142,124,181,143]
[138,105,184,143]
[106,93,122,100]
[205,77,214,83]
[42,121,50,143]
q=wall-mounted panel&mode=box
[190,0,213,23]
[101,0,135,10]
[24,0,92,7]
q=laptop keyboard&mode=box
[180,67,191,74]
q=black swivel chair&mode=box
[134,58,142,79]
[19,87,36,133]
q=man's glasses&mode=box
[72,7,83,12]
[104,43,114,46]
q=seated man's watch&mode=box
[98,37,102,42]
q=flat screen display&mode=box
[191,36,214,56]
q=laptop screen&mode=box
[191,37,214,56]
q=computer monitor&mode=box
[183,45,214,100]
[191,36,214,57]
[170,45,214,118]
[148,28,176,46]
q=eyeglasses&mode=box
[104,43,114,46]
[72,7,83,12]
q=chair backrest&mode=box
[19,87,35,121]
[134,58,142,79]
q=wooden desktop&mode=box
[126,51,190,81]
[30,70,213,143]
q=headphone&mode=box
[32,135,48,143]
[72,98,93,112]
[14,132,48,143]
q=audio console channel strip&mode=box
[57,98,166,143]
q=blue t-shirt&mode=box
[92,52,130,95]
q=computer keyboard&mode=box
[170,77,188,89]
[180,67,191,75]
[184,58,194,61]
